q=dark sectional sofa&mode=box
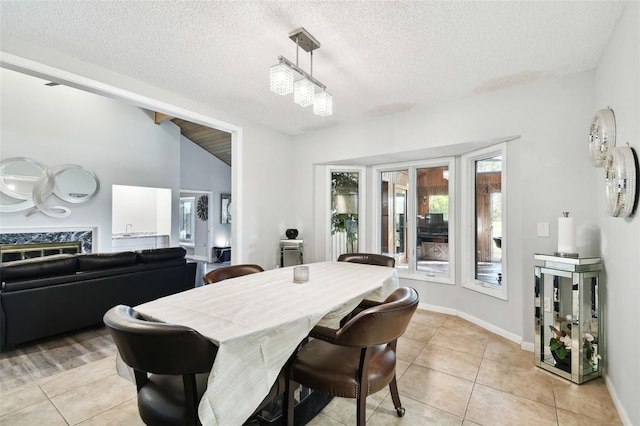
[0,247,197,349]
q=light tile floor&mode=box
[0,310,622,425]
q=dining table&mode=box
[126,260,399,426]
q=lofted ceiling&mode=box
[155,113,232,166]
[0,1,628,139]
[172,118,231,167]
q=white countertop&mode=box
[112,233,168,240]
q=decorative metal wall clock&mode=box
[197,195,209,221]
[605,146,638,217]
[589,108,616,167]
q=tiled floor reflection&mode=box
[0,310,622,425]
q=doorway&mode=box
[179,190,213,262]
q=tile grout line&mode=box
[39,383,72,426]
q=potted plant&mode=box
[549,320,601,373]
[549,324,572,372]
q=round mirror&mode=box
[0,157,100,215]
[0,157,45,199]
[54,166,100,203]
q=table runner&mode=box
[132,261,398,425]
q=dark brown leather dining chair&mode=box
[103,305,218,426]
[335,252,396,320]
[203,263,264,284]
[337,252,395,267]
[105,304,288,425]
[284,287,419,426]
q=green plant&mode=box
[549,324,571,360]
[549,321,600,367]
[331,172,359,252]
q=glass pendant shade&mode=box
[294,77,315,107]
[270,63,293,95]
[314,90,333,116]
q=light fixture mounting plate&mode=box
[289,27,320,52]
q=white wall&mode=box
[594,2,639,425]
[156,189,172,234]
[234,124,295,269]
[0,68,182,252]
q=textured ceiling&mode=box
[0,1,627,137]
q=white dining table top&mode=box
[132,261,399,426]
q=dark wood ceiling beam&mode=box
[170,117,232,166]
[154,112,174,124]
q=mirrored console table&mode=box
[534,254,603,384]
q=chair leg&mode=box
[389,375,405,417]
[356,393,367,426]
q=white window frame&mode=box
[325,166,366,260]
[461,143,508,300]
[372,158,455,284]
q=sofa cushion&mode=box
[137,247,186,263]
[76,252,138,271]
[1,254,78,283]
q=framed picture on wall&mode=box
[221,193,231,224]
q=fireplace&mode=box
[0,228,94,263]
[1,241,82,262]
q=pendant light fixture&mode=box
[270,27,332,116]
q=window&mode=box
[462,143,507,299]
[416,165,452,278]
[376,159,455,283]
[380,170,408,267]
[179,197,195,246]
[330,170,361,260]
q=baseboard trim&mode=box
[418,302,533,352]
[604,375,632,426]
[418,302,457,316]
